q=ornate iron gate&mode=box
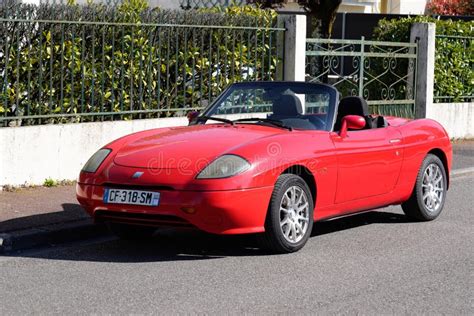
[306,37,418,118]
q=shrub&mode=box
[43,178,57,187]
[373,17,473,103]
[426,0,474,16]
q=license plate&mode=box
[103,188,160,206]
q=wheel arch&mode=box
[428,148,450,189]
[281,165,317,205]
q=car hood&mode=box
[113,124,284,169]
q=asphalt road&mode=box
[1,175,472,314]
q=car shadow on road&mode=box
[0,203,88,234]
[311,210,412,237]
[9,210,414,263]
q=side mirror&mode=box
[187,111,200,125]
[339,115,366,138]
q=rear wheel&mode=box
[402,154,447,221]
[259,174,314,253]
[107,222,156,240]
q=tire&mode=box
[402,154,447,221]
[107,222,156,240]
[259,174,314,253]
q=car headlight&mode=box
[197,155,250,179]
[82,149,111,173]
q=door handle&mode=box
[389,139,401,144]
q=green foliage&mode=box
[43,178,57,187]
[0,1,280,125]
[373,16,434,42]
[426,0,473,16]
[374,17,473,102]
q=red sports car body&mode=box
[77,82,452,252]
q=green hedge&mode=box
[0,1,280,126]
[373,17,473,103]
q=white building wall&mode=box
[399,0,428,14]
[338,0,429,14]
[339,4,374,13]
[386,0,428,14]
[339,0,379,13]
[144,0,180,9]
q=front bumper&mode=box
[76,183,273,235]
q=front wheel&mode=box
[259,174,314,253]
[402,154,447,221]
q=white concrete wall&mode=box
[426,102,474,140]
[0,113,258,186]
[0,117,188,186]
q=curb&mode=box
[451,167,474,179]
[0,221,107,254]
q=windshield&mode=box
[199,82,338,131]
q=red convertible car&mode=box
[77,82,452,253]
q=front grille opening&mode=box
[95,210,194,228]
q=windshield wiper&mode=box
[233,118,292,131]
[197,116,235,126]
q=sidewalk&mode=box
[1,141,473,253]
[0,186,106,253]
[452,140,474,170]
[0,186,87,233]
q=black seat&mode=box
[334,96,370,131]
[270,94,303,118]
[365,114,389,129]
[376,115,388,128]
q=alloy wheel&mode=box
[279,186,310,243]
[421,163,444,213]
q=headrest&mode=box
[338,96,369,118]
[272,94,303,117]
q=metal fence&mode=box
[0,4,284,126]
[434,35,473,103]
[306,37,418,118]
[30,0,246,10]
